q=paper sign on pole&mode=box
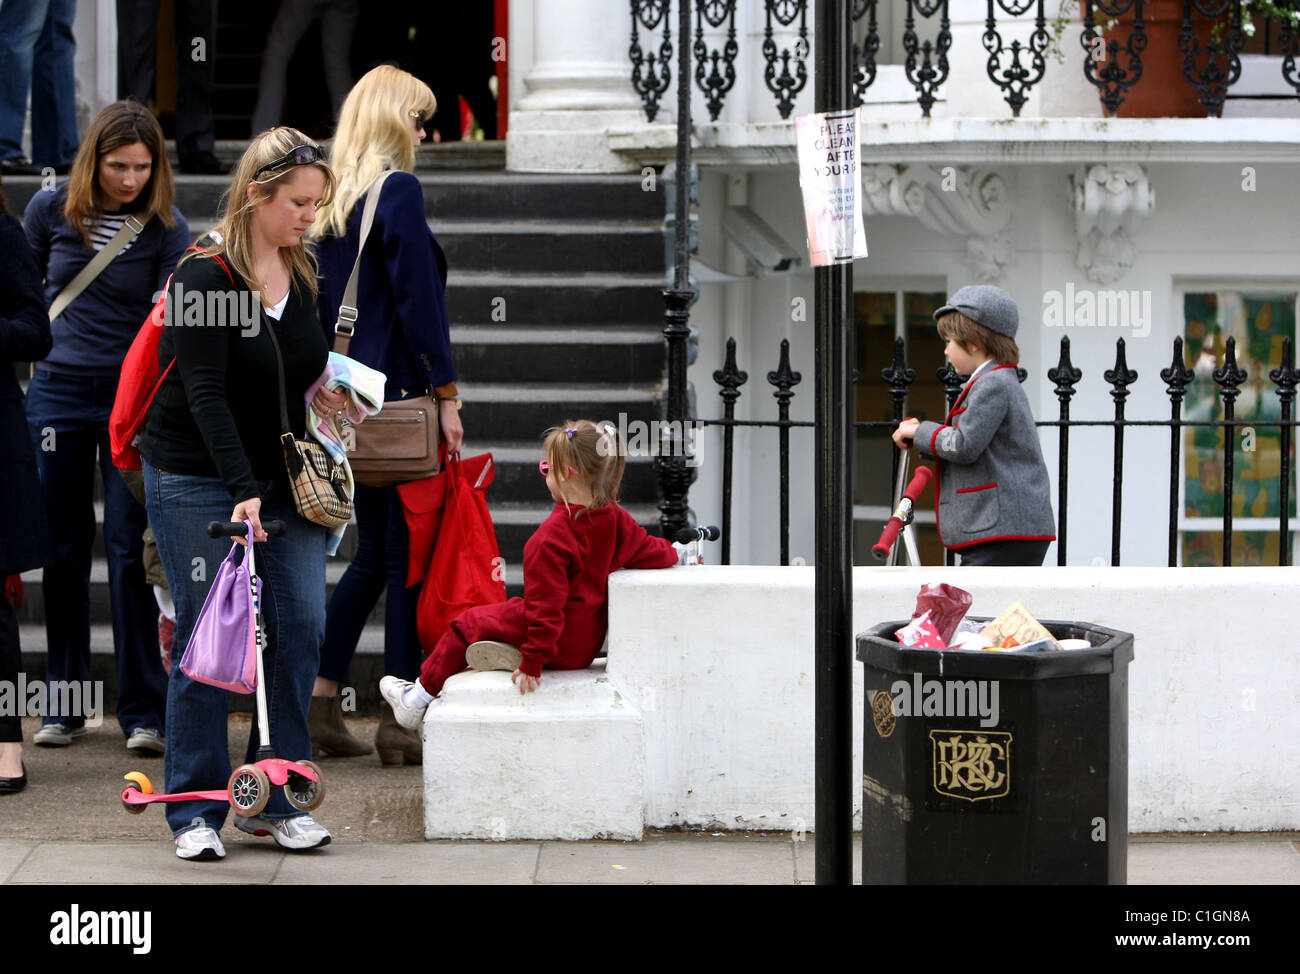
[794,107,868,266]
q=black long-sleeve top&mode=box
[138,254,328,503]
[2,212,54,573]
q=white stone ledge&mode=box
[605,118,1300,167]
[422,662,644,841]
[607,565,1300,834]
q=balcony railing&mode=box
[629,0,1300,120]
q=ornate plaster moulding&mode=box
[1069,163,1155,286]
[860,164,1014,282]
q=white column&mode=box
[507,0,647,172]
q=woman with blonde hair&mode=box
[308,64,463,766]
[138,127,340,860]
[22,99,187,757]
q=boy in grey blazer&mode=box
[893,285,1056,566]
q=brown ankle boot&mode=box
[375,703,422,766]
[308,695,374,758]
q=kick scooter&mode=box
[121,519,324,817]
[872,450,932,566]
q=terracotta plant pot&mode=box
[1101,0,1225,117]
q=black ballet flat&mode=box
[0,763,27,794]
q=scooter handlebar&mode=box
[871,466,933,561]
[207,520,286,539]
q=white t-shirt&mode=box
[264,291,289,320]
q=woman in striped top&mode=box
[21,100,189,756]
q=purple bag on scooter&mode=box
[180,522,260,694]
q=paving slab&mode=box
[793,835,862,885]
[536,834,796,885]
[8,841,284,885]
[1128,837,1300,885]
[273,840,541,884]
[0,841,35,884]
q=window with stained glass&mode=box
[1181,289,1298,566]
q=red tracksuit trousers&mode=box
[417,597,600,696]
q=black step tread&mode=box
[451,324,663,343]
[433,219,663,233]
[447,270,667,286]
[488,500,661,522]
[457,382,659,401]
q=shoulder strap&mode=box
[49,213,149,322]
[333,170,396,356]
[262,308,293,440]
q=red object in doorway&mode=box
[494,0,508,137]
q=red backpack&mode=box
[110,249,232,470]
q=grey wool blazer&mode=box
[914,363,1057,550]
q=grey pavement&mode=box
[3,718,1297,885]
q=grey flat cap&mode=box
[934,284,1019,340]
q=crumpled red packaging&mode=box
[910,583,973,646]
[895,610,946,648]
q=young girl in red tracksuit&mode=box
[380,419,679,725]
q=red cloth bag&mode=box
[109,250,231,470]
[412,451,506,654]
[396,448,498,588]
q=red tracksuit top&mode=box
[518,501,678,677]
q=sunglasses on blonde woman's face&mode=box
[253,144,324,181]
[539,460,578,477]
[409,109,429,130]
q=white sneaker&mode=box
[466,640,523,672]
[175,825,226,861]
[126,727,166,755]
[234,813,331,851]
[34,723,88,747]
[379,676,427,731]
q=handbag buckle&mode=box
[335,306,357,336]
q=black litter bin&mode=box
[856,619,1134,885]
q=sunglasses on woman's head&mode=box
[409,109,429,130]
[252,144,324,180]
[539,460,578,477]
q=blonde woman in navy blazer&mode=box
[308,65,463,765]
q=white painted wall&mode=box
[685,158,1300,567]
[606,565,1300,834]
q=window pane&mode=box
[853,291,896,509]
[1181,531,1293,568]
[1182,290,1297,525]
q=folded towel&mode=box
[304,352,388,555]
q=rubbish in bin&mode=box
[978,600,1061,651]
[908,582,972,644]
[948,628,993,650]
[894,611,945,648]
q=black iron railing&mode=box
[629,0,1300,120]
[691,334,1300,568]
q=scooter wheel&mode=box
[284,759,325,812]
[122,783,148,815]
[228,764,271,817]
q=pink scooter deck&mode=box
[121,759,319,808]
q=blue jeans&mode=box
[318,482,420,684]
[142,459,326,837]
[0,0,78,164]
[25,369,166,736]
